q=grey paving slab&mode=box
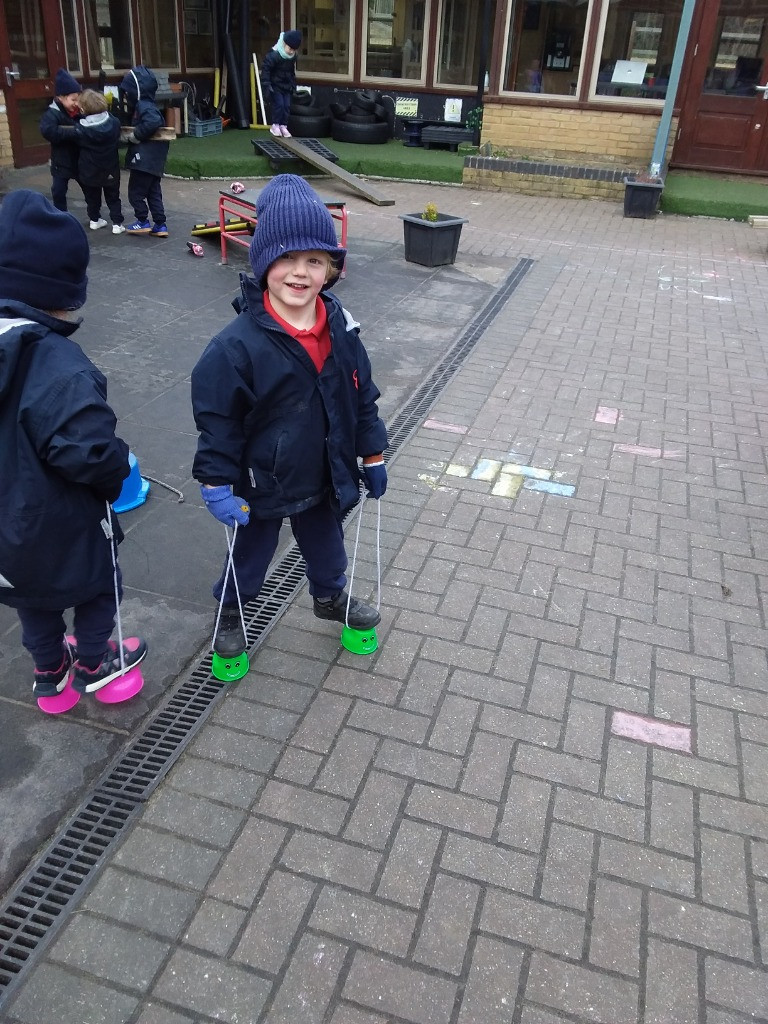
[3,167,768,1024]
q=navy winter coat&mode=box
[39,100,79,178]
[120,66,169,178]
[191,277,387,519]
[75,111,122,188]
[260,48,297,99]
[0,301,129,610]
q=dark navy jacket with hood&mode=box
[74,111,122,188]
[0,301,129,610]
[191,277,387,520]
[120,66,169,178]
[39,100,79,179]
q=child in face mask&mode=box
[260,29,302,137]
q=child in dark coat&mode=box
[73,89,125,233]
[39,68,83,212]
[0,190,147,707]
[260,29,301,137]
[191,174,387,656]
[119,66,170,236]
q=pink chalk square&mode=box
[595,407,619,425]
[612,710,691,752]
[423,419,468,434]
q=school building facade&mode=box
[2,0,767,185]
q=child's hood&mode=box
[0,306,79,400]
[120,65,158,101]
[79,111,111,128]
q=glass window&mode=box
[183,0,215,69]
[703,16,766,94]
[503,0,588,96]
[437,0,497,88]
[295,0,352,76]
[139,0,180,68]
[594,0,683,101]
[364,0,427,81]
[85,0,133,72]
[60,0,83,73]
[6,0,48,79]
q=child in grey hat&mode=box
[191,174,387,656]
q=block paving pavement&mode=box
[2,171,768,1023]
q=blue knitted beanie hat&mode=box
[249,175,345,289]
[0,190,88,310]
[54,68,81,95]
[283,30,302,49]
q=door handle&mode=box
[754,82,768,99]
[4,67,21,87]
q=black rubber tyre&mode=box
[353,89,377,112]
[345,111,377,124]
[290,102,328,117]
[291,90,313,107]
[330,101,350,119]
[378,94,396,138]
[331,117,390,144]
[286,112,332,137]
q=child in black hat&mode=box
[260,29,302,137]
[0,190,147,708]
[39,68,83,212]
[191,174,387,657]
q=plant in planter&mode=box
[623,171,664,219]
[399,202,468,267]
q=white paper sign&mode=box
[444,98,463,122]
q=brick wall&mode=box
[0,90,13,169]
[479,103,676,167]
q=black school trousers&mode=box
[214,501,347,607]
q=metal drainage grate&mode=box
[0,257,533,1008]
[0,794,139,996]
[385,258,534,452]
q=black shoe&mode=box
[313,591,381,629]
[214,609,246,656]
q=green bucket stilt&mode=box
[340,625,378,655]
[212,650,249,681]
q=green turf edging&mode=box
[164,130,464,183]
[661,171,768,221]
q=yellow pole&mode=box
[213,67,221,108]
[249,64,259,128]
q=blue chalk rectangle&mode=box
[524,480,575,497]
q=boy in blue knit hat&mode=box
[260,29,302,137]
[39,68,83,212]
[0,190,147,709]
[191,174,387,656]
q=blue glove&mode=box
[201,484,250,526]
[362,459,387,499]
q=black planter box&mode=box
[399,212,468,266]
[623,175,664,218]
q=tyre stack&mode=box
[331,90,394,144]
[287,91,332,138]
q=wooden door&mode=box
[0,0,66,167]
[674,0,768,172]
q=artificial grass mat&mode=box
[165,127,768,221]
[662,171,768,220]
[165,128,465,183]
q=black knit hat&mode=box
[54,68,81,95]
[0,190,89,311]
[249,175,345,289]
[283,30,302,49]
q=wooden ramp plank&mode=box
[271,136,395,207]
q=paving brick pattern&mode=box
[5,179,768,1023]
